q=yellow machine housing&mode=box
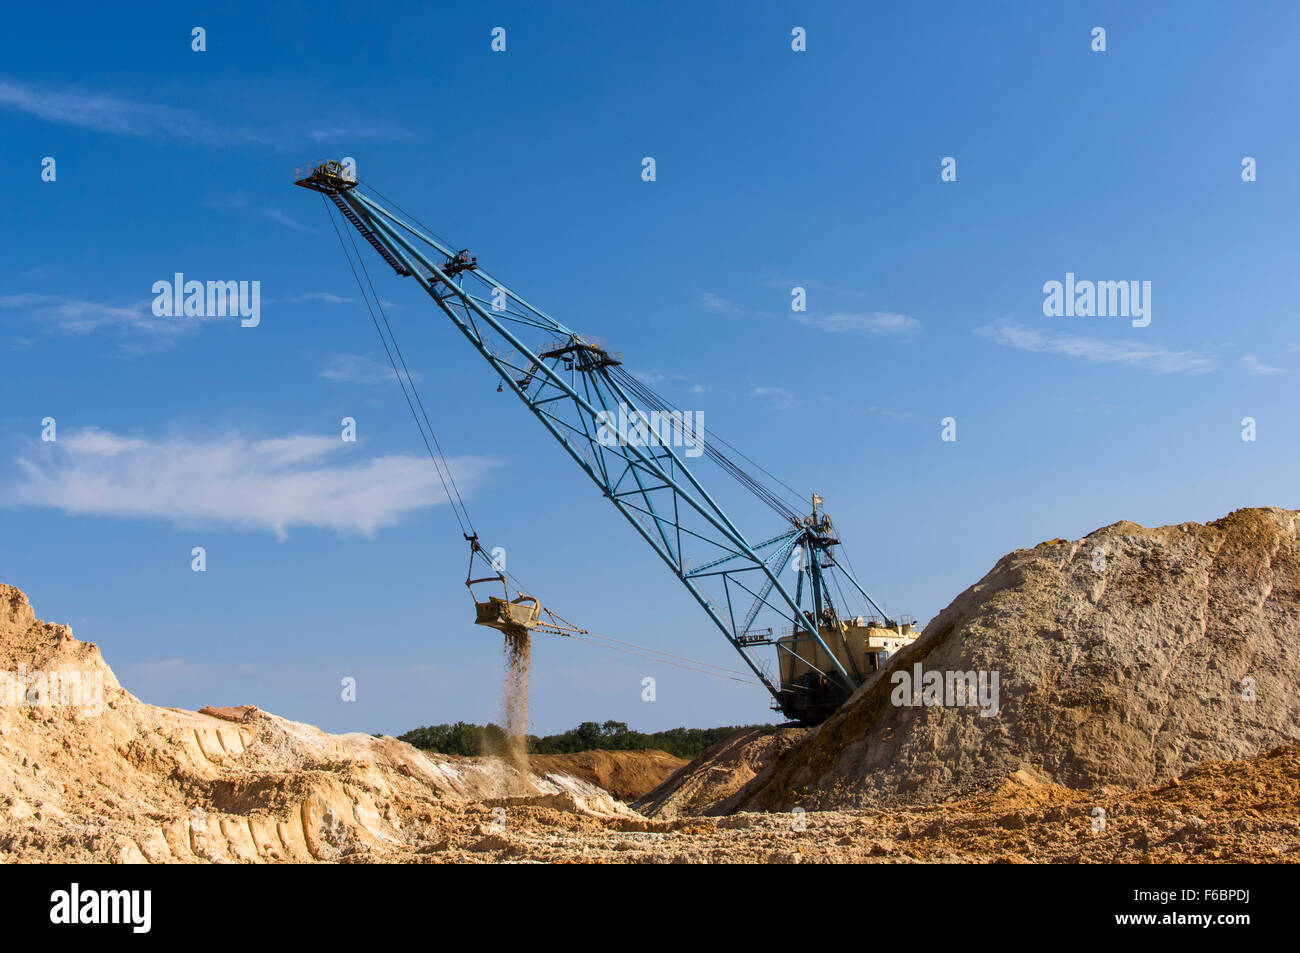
[777,617,919,704]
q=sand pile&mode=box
[636,728,805,818]
[718,506,1300,811]
[0,584,633,863]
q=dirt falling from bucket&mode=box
[500,628,532,788]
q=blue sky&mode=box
[2,1,1297,736]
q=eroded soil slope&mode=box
[635,727,806,818]
[0,584,634,863]
[528,749,686,801]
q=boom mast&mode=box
[297,162,896,718]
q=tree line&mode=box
[396,719,775,759]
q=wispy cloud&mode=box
[257,207,312,232]
[293,293,354,305]
[750,386,797,410]
[795,311,921,338]
[306,124,412,144]
[285,291,393,310]
[320,353,419,385]
[977,321,1215,374]
[215,194,317,234]
[0,78,259,144]
[0,293,199,345]
[631,369,707,395]
[0,78,407,149]
[1241,354,1287,376]
[6,427,492,539]
[699,292,739,314]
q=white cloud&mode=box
[699,292,738,313]
[795,311,921,337]
[630,369,709,395]
[1242,354,1287,376]
[0,79,406,148]
[6,427,492,538]
[320,353,419,385]
[0,293,192,339]
[0,78,256,143]
[750,386,797,410]
[306,124,411,143]
[294,293,354,305]
[257,207,312,232]
[59,430,148,456]
[977,321,1215,374]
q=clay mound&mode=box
[528,749,687,801]
[726,506,1300,812]
[0,584,632,863]
[635,727,807,818]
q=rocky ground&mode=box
[431,744,1300,864]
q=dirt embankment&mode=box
[635,727,806,818]
[689,507,1300,813]
[528,749,686,801]
[0,584,635,863]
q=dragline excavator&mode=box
[296,159,917,724]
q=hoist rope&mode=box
[356,177,458,254]
[610,366,804,522]
[331,194,477,535]
[564,632,766,686]
[322,193,475,537]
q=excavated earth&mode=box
[527,750,686,801]
[0,583,642,863]
[2,506,1298,863]
[634,727,808,819]
[644,507,1300,819]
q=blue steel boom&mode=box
[297,160,910,723]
